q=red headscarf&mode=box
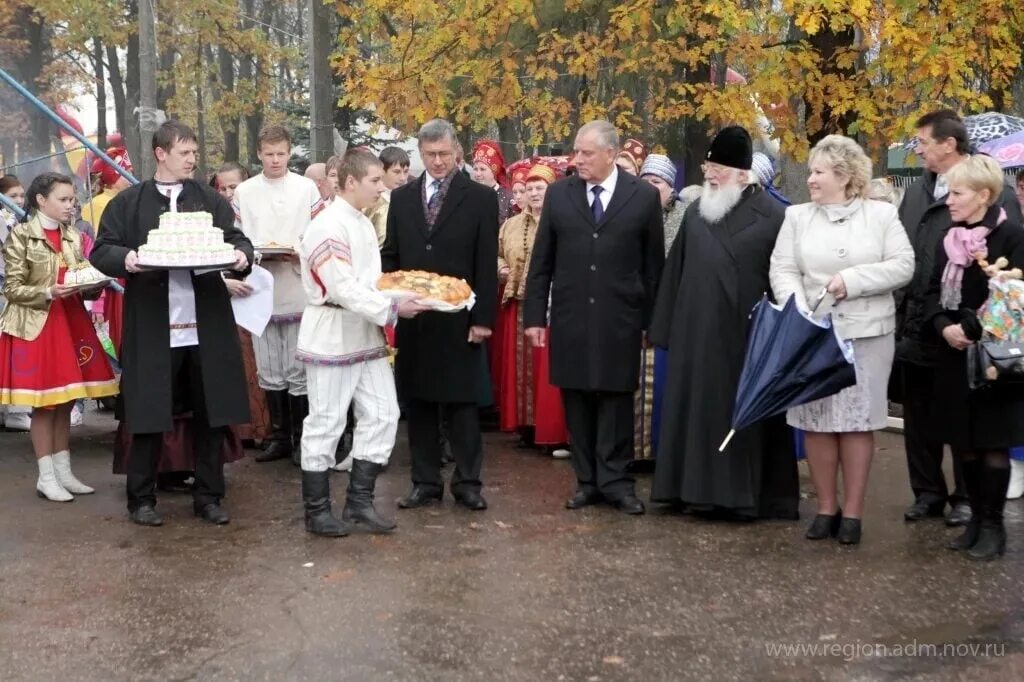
[472,140,508,188]
[617,138,648,175]
[91,147,133,189]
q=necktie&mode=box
[591,186,604,222]
[934,175,949,201]
[428,179,443,209]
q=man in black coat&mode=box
[91,121,253,527]
[381,119,498,511]
[524,120,664,515]
[896,109,1023,525]
[647,126,799,521]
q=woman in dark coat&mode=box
[924,155,1024,561]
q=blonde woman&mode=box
[923,155,1024,561]
[770,135,915,545]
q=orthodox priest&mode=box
[649,126,799,520]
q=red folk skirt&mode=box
[103,282,125,353]
[498,299,532,432]
[488,285,507,407]
[235,328,270,441]
[532,336,569,446]
[112,417,245,474]
[0,294,119,408]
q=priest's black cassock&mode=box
[648,186,799,519]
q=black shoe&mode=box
[903,499,945,522]
[129,505,164,527]
[945,502,972,527]
[256,390,293,462]
[966,523,1006,561]
[947,521,981,551]
[565,489,603,510]
[611,494,646,515]
[302,470,350,537]
[805,509,842,540]
[836,517,862,545]
[453,489,488,511]
[397,485,443,509]
[194,503,230,525]
[342,459,397,532]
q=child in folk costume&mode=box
[0,173,119,501]
[296,150,427,537]
[233,125,324,465]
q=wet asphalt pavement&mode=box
[0,407,1022,681]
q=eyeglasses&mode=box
[701,162,731,177]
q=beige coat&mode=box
[769,198,914,340]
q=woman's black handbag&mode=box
[967,340,1024,390]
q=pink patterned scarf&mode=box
[940,226,990,309]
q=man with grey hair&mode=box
[524,120,665,515]
[381,118,499,511]
[648,125,799,521]
[304,162,334,203]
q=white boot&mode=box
[37,456,74,502]
[1008,459,1024,500]
[332,454,353,472]
[52,450,95,495]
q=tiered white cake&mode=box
[138,212,235,267]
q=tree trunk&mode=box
[217,45,241,162]
[196,45,208,180]
[93,38,108,149]
[805,24,857,145]
[106,44,127,138]
[238,0,259,164]
[21,11,52,158]
[158,47,177,115]
[124,1,143,172]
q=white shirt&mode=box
[296,197,395,364]
[155,182,200,348]
[233,172,324,319]
[933,173,949,201]
[586,167,619,211]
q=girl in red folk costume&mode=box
[497,163,569,454]
[0,173,119,501]
[472,140,515,225]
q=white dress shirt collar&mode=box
[586,167,619,208]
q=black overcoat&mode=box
[90,179,254,434]
[523,172,664,392]
[924,209,1024,450]
[381,171,499,403]
[647,188,798,518]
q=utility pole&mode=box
[308,0,334,163]
[138,0,159,178]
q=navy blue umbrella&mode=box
[719,291,857,452]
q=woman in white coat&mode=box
[770,135,915,545]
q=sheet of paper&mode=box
[230,265,275,336]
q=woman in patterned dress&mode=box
[770,135,914,545]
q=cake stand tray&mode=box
[63,279,114,294]
[138,262,237,271]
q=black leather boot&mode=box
[342,459,397,533]
[289,394,309,467]
[948,459,982,551]
[967,463,1009,561]
[256,390,292,462]
[302,470,350,537]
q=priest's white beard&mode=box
[698,182,745,224]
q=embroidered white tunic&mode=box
[296,197,397,365]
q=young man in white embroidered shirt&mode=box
[296,150,427,537]
[233,125,324,465]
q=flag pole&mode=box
[718,429,736,452]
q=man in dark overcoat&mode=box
[524,120,665,515]
[91,121,253,527]
[381,119,498,510]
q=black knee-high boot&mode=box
[289,394,309,467]
[968,460,1009,561]
[948,457,982,551]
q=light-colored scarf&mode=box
[940,226,990,310]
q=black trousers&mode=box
[561,389,635,500]
[126,346,226,511]
[407,400,483,494]
[901,361,966,505]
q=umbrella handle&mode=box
[718,429,736,453]
[809,287,829,314]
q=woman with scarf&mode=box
[496,163,568,453]
[923,154,1024,561]
[770,135,914,545]
[0,173,119,501]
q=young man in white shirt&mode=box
[296,150,426,537]
[233,125,324,465]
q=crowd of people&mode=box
[2,109,1024,562]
